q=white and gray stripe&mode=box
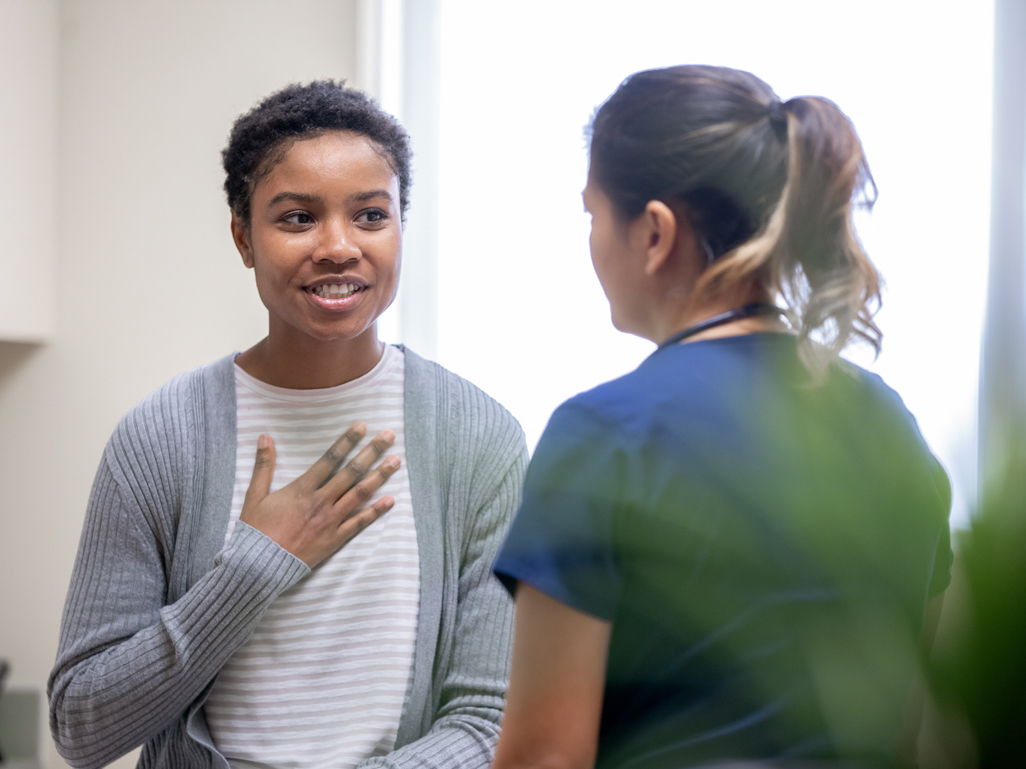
[205,346,420,769]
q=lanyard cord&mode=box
[655,303,787,352]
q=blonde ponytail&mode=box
[694,96,882,380]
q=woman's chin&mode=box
[268,314,379,349]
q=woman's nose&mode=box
[314,221,361,265]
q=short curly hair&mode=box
[222,80,412,225]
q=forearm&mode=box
[492,584,610,769]
[49,522,308,769]
[359,711,503,769]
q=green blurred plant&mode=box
[924,439,1026,767]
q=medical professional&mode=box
[493,65,951,769]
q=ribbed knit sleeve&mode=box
[358,365,528,769]
[48,387,309,769]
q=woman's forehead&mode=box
[257,132,399,199]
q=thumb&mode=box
[244,434,275,506]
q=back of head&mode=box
[588,65,882,377]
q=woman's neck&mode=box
[235,324,385,389]
[650,284,786,345]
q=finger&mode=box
[243,434,275,507]
[321,431,395,500]
[336,496,395,545]
[333,455,401,517]
[300,422,367,489]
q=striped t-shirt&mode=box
[205,345,420,769]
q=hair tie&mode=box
[766,100,788,137]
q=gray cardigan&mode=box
[49,347,528,769]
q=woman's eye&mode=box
[283,211,314,226]
[357,209,388,225]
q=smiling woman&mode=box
[232,131,403,386]
[47,81,527,769]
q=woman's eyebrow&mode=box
[268,191,318,207]
[267,189,393,206]
[350,189,393,203]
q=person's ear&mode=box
[639,200,679,276]
[231,212,255,268]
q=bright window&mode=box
[434,0,993,527]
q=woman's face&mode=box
[234,131,402,348]
[583,169,649,338]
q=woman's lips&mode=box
[305,284,366,311]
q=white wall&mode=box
[0,0,58,341]
[0,2,357,765]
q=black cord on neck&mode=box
[655,303,786,352]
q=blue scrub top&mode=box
[494,333,951,768]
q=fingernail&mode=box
[353,422,367,434]
[258,434,269,449]
[385,455,400,469]
[381,430,395,442]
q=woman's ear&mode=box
[231,212,255,268]
[639,200,679,276]
[639,200,705,281]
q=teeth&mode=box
[313,284,358,298]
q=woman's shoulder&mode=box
[825,358,928,441]
[398,345,527,468]
[114,354,234,430]
[546,359,671,437]
[106,353,236,476]
[399,346,522,432]
[530,380,648,467]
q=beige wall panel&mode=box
[0,1,357,765]
[0,0,59,341]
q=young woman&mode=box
[492,65,952,769]
[49,82,527,769]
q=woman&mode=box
[492,66,951,769]
[49,81,527,769]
